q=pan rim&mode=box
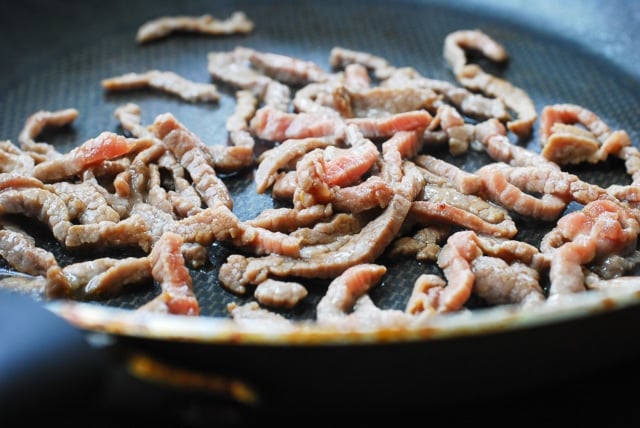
[46,281,640,346]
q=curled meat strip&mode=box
[411,230,546,313]
[0,186,72,243]
[444,29,536,137]
[316,263,387,323]
[476,163,568,222]
[0,227,57,276]
[540,103,631,165]
[315,266,414,329]
[542,200,640,301]
[477,162,621,222]
[18,108,78,162]
[443,29,508,76]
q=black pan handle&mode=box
[0,291,109,419]
[0,290,264,425]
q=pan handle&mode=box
[0,290,108,418]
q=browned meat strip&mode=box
[207,204,302,258]
[63,214,150,249]
[474,119,560,170]
[471,256,544,306]
[0,227,57,276]
[254,278,308,309]
[414,154,483,195]
[380,131,422,184]
[207,144,254,174]
[250,105,431,141]
[459,65,537,138]
[410,197,517,238]
[136,11,254,44]
[434,230,546,312]
[114,103,151,138]
[316,264,387,322]
[0,141,35,174]
[208,48,291,110]
[255,136,336,194]
[425,104,472,155]
[344,86,441,118]
[618,146,640,184]
[246,48,330,85]
[329,46,396,80]
[18,108,78,162]
[32,132,153,183]
[141,232,199,316]
[153,113,233,209]
[321,125,380,187]
[443,29,508,76]
[292,149,335,209]
[45,257,150,298]
[270,170,297,201]
[289,212,367,246]
[146,163,179,215]
[542,200,640,301]
[540,104,631,164]
[227,301,293,327]
[444,29,536,137]
[331,176,394,213]
[102,71,220,103]
[0,172,45,191]
[406,274,448,316]
[0,187,72,243]
[244,204,333,233]
[388,225,451,262]
[476,162,567,221]
[383,67,510,122]
[226,90,258,147]
[477,162,621,221]
[541,123,602,165]
[51,181,120,224]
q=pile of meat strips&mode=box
[1,13,639,330]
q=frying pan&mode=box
[1,0,640,422]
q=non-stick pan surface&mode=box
[1,0,640,419]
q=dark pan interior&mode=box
[1,0,639,320]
